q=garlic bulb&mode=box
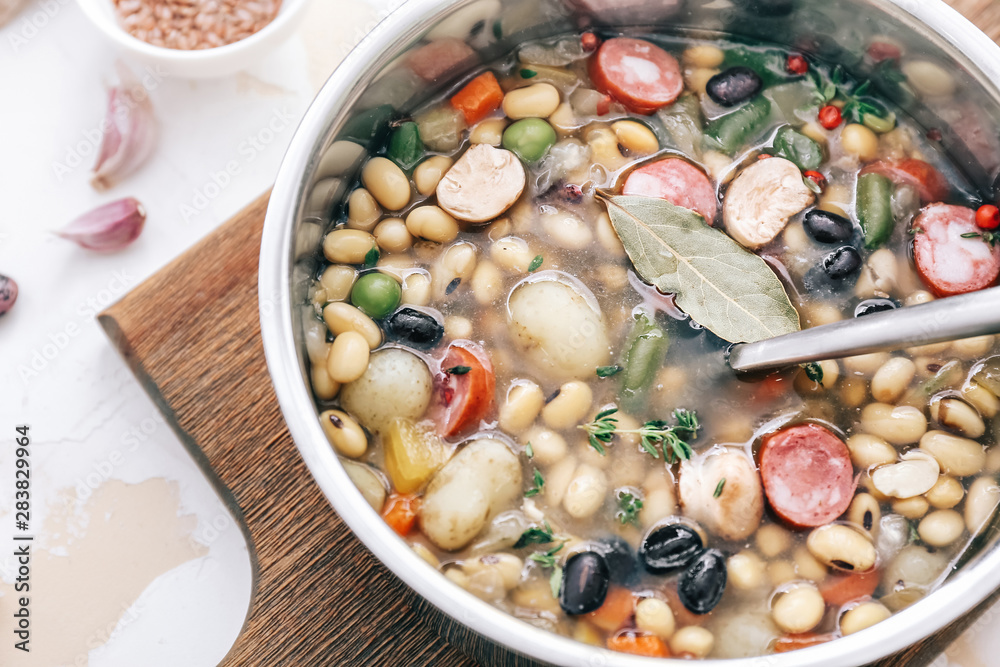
[91,62,158,191]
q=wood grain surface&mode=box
[99,3,1000,665]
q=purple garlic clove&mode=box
[57,197,146,251]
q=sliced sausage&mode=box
[913,203,1000,296]
[588,38,683,115]
[760,423,857,528]
[622,158,718,223]
[861,159,949,204]
[408,38,477,82]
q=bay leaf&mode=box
[603,194,800,344]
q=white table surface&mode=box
[0,1,998,664]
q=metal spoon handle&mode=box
[728,287,1000,373]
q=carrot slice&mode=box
[607,631,671,658]
[819,569,880,607]
[585,586,635,632]
[450,72,505,125]
[773,633,836,653]
[382,492,420,537]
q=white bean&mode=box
[470,259,504,305]
[322,302,382,349]
[326,331,370,383]
[846,433,897,469]
[347,188,381,231]
[892,495,929,519]
[323,229,377,265]
[406,206,460,244]
[595,211,626,257]
[918,509,965,547]
[965,476,1000,534]
[563,464,607,519]
[925,475,964,509]
[498,380,544,435]
[847,493,882,536]
[400,271,432,307]
[727,551,766,591]
[320,265,357,302]
[756,523,791,557]
[541,381,593,429]
[771,583,825,634]
[670,626,714,659]
[490,236,534,273]
[861,403,927,445]
[840,601,891,636]
[544,457,577,507]
[871,357,916,403]
[963,382,1000,418]
[373,218,413,254]
[541,210,593,250]
[521,426,567,466]
[930,397,986,438]
[919,430,986,477]
[635,597,675,639]
[469,118,507,146]
[361,157,411,211]
[502,83,560,119]
[318,409,367,458]
[414,156,453,196]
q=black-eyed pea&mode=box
[913,356,947,379]
[499,380,544,434]
[323,229,377,264]
[952,335,994,359]
[917,509,965,547]
[469,118,508,146]
[585,125,628,171]
[522,427,567,466]
[905,290,935,306]
[373,218,413,254]
[861,403,927,445]
[563,464,607,519]
[871,357,916,403]
[965,476,1000,534]
[432,242,478,299]
[919,430,986,476]
[400,271,432,307]
[413,156,453,196]
[931,397,986,438]
[846,433,897,469]
[847,493,882,536]
[411,240,441,263]
[794,545,829,581]
[806,524,877,571]
[406,206,460,244]
[840,376,868,408]
[361,157,411,211]
[767,560,797,587]
[502,82,560,119]
[327,331,370,383]
[844,352,891,375]
[444,315,473,339]
[310,360,340,401]
[320,265,357,302]
[319,409,367,458]
[635,597,676,639]
[669,626,714,659]
[892,495,929,519]
[925,475,964,509]
[545,458,577,507]
[322,302,382,349]
[491,236,533,272]
[542,209,593,250]
[756,523,792,558]
[771,583,825,634]
[727,551,766,591]
[347,188,381,231]
[963,382,1000,418]
[470,259,504,305]
[840,601,891,636]
[542,381,593,429]
[612,120,659,155]
[463,553,524,590]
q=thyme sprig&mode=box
[580,406,700,462]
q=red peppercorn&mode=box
[818,105,842,130]
[976,204,1000,231]
[803,170,827,191]
[867,40,902,63]
[581,32,599,52]
[926,128,942,142]
[757,153,773,160]
[786,54,808,75]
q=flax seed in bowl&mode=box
[77,0,310,78]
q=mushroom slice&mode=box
[871,450,940,499]
[436,144,526,223]
[678,446,764,541]
[723,157,814,249]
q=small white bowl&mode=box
[76,0,312,79]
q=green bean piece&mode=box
[657,94,703,159]
[387,122,424,171]
[724,47,797,87]
[857,172,894,249]
[772,126,823,170]
[704,96,772,154]
[620,311,670,407]
[341,104,395,148]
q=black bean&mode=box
[706,67,763,108]
[854,297,898,318]
[639,523,704,575]
[823,246,862,279]
[385,307,444,350]
[559,551,609,615]
[804,209,854,244]
[596,536,637,585]
[678,548,727,615]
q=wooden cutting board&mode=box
[99,3,1000,664]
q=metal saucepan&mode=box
[260,0,1000,664]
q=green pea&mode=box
[387,122,424,171]
[857,172,894,249]
[772,126,823,170]
[620,310,669,409]
[502,118,557,164]
[350,272,401,319]
[704,96,772,154]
